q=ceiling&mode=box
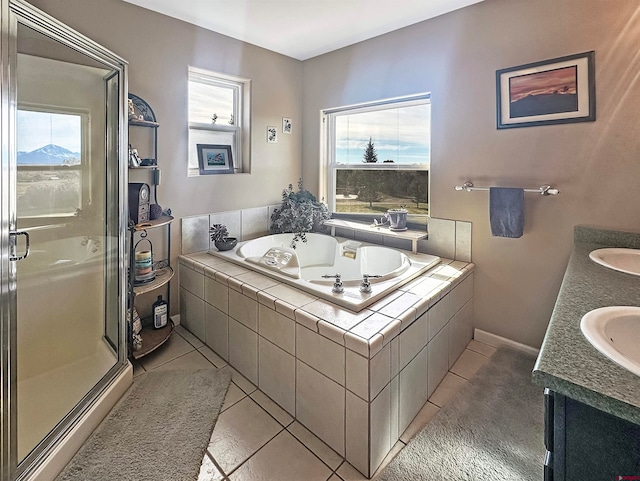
[122,0,484,61]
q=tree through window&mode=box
[322,94,430,220]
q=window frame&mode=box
[188,66,251,175]
[321,93,431,218]
[16,103,91,221]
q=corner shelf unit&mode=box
[127,93,173,360]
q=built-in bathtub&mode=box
[180,234,475,478]
[210,233,441,311]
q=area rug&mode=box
[56,368,231,481]
[377,347,544,481]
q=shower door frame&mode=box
[0,1,130,480]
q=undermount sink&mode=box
[580,306,640,377]
[589,248,640,276]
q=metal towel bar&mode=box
[454,181,559,196]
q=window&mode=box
[188,67,250,175]
[17,108,88,218]
[322,94,430,221]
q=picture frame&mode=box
[267,126,278,143]
[282,117,292,134]
[196,144,234,175]
[496,51,595,129]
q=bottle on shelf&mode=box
[152,295,168,329]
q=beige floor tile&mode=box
[229,430,332,481]
[199,345,228,368]
[138,333,196,370]
[327,475,342,481]
[152,350,216,371]
[372,441,405,478]
[198,452,224,481]
[336,461,367,480]
[176,324,205,349]
[221,383,247,412]
[399,401,439,443]
[467,339,497,357]
[450,349,489,380]
[287,421,343,470]
[222,366,257,395]
[250,390,294,427]
[208,397,282,474]
[428,372,467,408]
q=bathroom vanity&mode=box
[533,226,640,481]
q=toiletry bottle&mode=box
[152,295,168,329]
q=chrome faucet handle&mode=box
[322,273,344,294]
[360,274,382,293]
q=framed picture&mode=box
[282,117,292,134]
[496,51,595,129]
[267,126,278,143]
[196,144,234,175]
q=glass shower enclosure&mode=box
[0,1,129,480]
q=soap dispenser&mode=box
[152,295,168,329]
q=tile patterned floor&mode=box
[132,325,497,481]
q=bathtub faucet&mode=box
[81,235,101,254]
[360,274,382,293]
[322,273,344,294]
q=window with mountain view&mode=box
[322,94,430,223]
[17,109,84,218]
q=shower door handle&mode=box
[9,230,30,261]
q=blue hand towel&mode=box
[489,187,524,238]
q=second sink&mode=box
[581,306,640,378]
[589,248,640,276]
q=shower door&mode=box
[0,2,129,479]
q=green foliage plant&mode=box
[270,179,331,248]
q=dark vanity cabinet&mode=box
[544,389,640,481]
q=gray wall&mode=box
[30,0,303,314]
[301,0,640,347]
[29,0,640,347]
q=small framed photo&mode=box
[496,51,595,129]
[267,126,278,143]
[196,144,234,175]
[282,117,292,134]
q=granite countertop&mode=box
[533,226,640,424]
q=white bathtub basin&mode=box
[211,233,441,311]
[580,306,640,378]
[589,248,640,276]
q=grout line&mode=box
[143,346,199,372]
[206,451,227,480]
[285,422,344,474]
[220,426,285,479]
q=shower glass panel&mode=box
[14,21,121,464]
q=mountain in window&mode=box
[17,144,80,165]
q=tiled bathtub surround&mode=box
[181,208,472,262]
[179,251,474,477]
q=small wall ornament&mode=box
[267,126,278,143]
[282,117,292,134]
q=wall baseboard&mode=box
[171,314,181,326]
[474,328,540,357]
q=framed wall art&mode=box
[282,117,292,134]
[196,144,234,175]
[267,126,278,143]
[496,51,595,129]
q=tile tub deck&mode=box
[179,251,474,477]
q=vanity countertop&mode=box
[533,226,640,424]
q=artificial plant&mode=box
[270,179,331,248]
